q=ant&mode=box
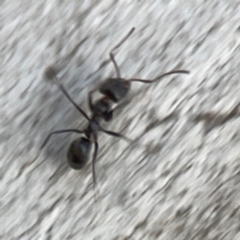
[41,27,190,187]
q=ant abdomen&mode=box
[99,78,130,103]
[67,137,92,170]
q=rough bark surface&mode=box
[1,1,240,239]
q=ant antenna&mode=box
[44,66,91,121]
[128,70,190,83]
[110,27,135,78]
[111,27,135,52]
[41,129,85,149]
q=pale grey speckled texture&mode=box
[1,1,240,239]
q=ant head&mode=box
[67,137,92,170]
[100,78,130,103]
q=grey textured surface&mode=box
[1,1,240,239]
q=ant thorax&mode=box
[92,96,113,117]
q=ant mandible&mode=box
[41,27,190,187]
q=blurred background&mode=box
[1,1,240,239]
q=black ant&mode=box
[41,27,190,187]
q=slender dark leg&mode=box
[103,98,131,122]
[41,129,84,149]
[44,66,90,121]
[91,130,130,186]
[129,70,190,83]
[100,127,132,142]
[88,90,94,111]
[112,98,131,112]
[92,136,99,186]
[109,27,135,78]
[92,136,101,206]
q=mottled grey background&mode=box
[1,1,240,239]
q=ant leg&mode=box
[109,27,135,78]
[100,127,132,143]
[44,66,90,121]
[104,98,131,121]
[92,136,99,186]
[112,98,131,112]
[91,136,102,208]
[128,70,190,83]
[41,129,84,149]
[88,90,94,111]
